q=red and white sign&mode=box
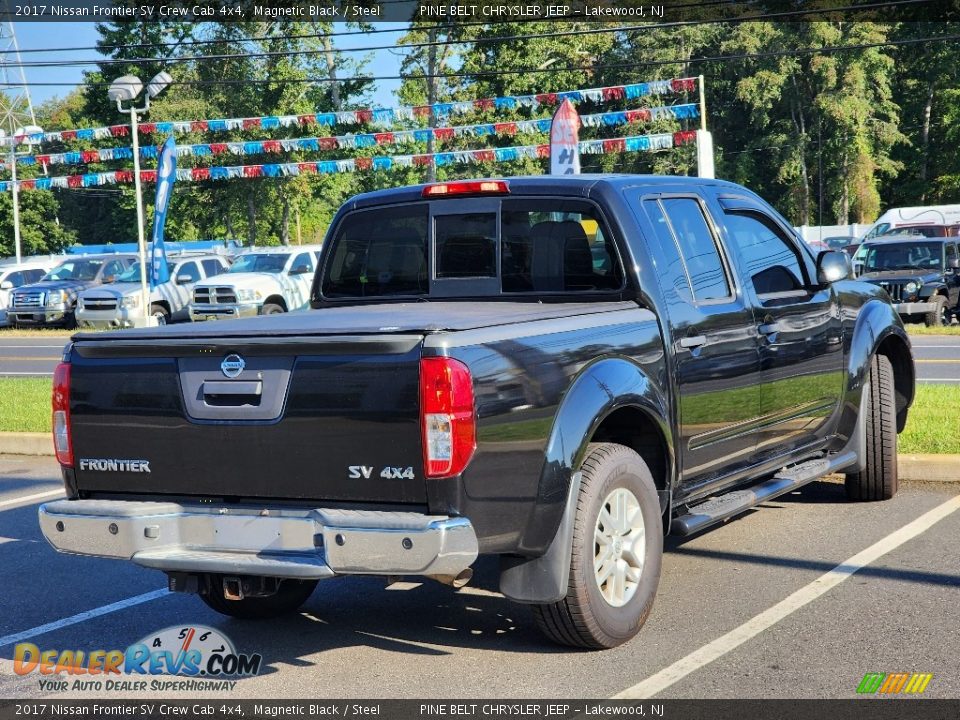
[550,99,581,175]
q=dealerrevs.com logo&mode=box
[14,625,261,693]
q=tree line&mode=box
[2,19,958,257]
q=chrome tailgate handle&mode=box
[202,380,263,397]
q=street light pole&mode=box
[109,71,171,327]
[128,103,149,325]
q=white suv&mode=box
[0,256,63,327]
[77,254,231,328]
[189,246,321,321]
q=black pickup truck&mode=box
[40,176,915,649]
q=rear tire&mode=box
[262,303,285,315]
[200,576,318,619]
[532,443,662,650]
[924,295,946,327]
[845,354,898,501]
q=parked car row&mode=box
[0,243,323,330]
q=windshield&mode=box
[115,261,175,283]
[43,260,103,282]
[229,254,289,273]
[862,242,943,273]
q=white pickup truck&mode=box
[76,253,232,328]
[0,256,62,327]
[189,245,321,321]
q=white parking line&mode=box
[0,489,62,510]
[613,493,960,699]
[918,378,960,383]
[0,589,169,648]
[0,372,52,376]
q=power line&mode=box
[0,0,751,57]
[3,29,957,89]
[0,0,930,70]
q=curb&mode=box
[897,454,960,483]
[0,431,54,456]
[0,432,956,481]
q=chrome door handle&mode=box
[679,335,707,349]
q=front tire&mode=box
[925,295,947,327]
[150,304,170,325]
[262,302,285,315]
[532,443,663,649]
[200,576,318,619]
[845,354,898,501]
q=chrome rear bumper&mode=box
[39,499,478,580]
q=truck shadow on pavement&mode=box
[197,557,574,670]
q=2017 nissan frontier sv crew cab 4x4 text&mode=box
[39,176,914,649]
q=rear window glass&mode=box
[320,200,623,298]
[322,205,429,297]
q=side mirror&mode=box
[0,280,12,290]
[817,250,851,285]
[175,275,191,285]
[948,257,960,270]
[290,265,311,275]
[103,275,116,284]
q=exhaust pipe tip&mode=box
[427,568,473,589]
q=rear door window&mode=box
[659,198,732,303]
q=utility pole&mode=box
[425,25,438,184]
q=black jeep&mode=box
[857,236,960,326]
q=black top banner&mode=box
[3,700,960,720]
[0,0,955,23]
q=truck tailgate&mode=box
[68,333,426,504]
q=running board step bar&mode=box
[672,451,858,536]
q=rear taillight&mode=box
[420,357,476,479]
[52,362,72,467]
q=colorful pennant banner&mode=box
[16,78,699,147]
[1,105,699,172]
[0,131,698,193]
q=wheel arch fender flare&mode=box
[918,282,948,299]
[499,356,672,604]
[833,299,915,467]
[263,294,287,310]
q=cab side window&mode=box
[202,259,226,278]
[101,260,125,281]
[945,242,958,269]
[659,198,732,303]
[4,271,24,287]
[176,261,201,283]
[291,252,314,274]
[723,211,808,297]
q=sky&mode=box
[9,22,406,120]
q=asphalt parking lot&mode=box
[1,455,957,700]
[1,333,959,382]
